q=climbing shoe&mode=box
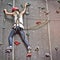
[5,46,12,53]
[26,46,32,57]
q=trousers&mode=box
[8,26,30,49]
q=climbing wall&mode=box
[0,0,60,60]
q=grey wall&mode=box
[0,0,60,60]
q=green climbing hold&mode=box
[41,7,45,10]
[26,33,30,36]
[7,3,12,7]
[25,12,29,15]
[57,0,60,3]
[20,4,24,8]
[27,3,31,6]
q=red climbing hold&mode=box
[26,53,32,57]
[14,40,21,46]
[36,21,41,25]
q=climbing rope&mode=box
[24,19,49,30]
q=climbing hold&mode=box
[57,0,60,3]
[35,46,39,51]
[45,53,50,57]
[20,4,24,8]
[14,40,21,46]
[26,33,30,36]
[7,3,13,7]
[27,3,31,6]
[36,21,41,25]
[26,53,32,57]
[20,3,31,8]
[55,47,58,51]
[25,11,29,15]
[41,7,45,10]
[56,10,60,14]
[44,11,49,15]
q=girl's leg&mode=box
[18,29,30,50]
[8,29,16,46]
[17,27,32,56]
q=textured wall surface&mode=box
[0,0,60,60]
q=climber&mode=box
[3,3,31,56]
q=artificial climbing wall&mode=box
[0,0,60,60]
